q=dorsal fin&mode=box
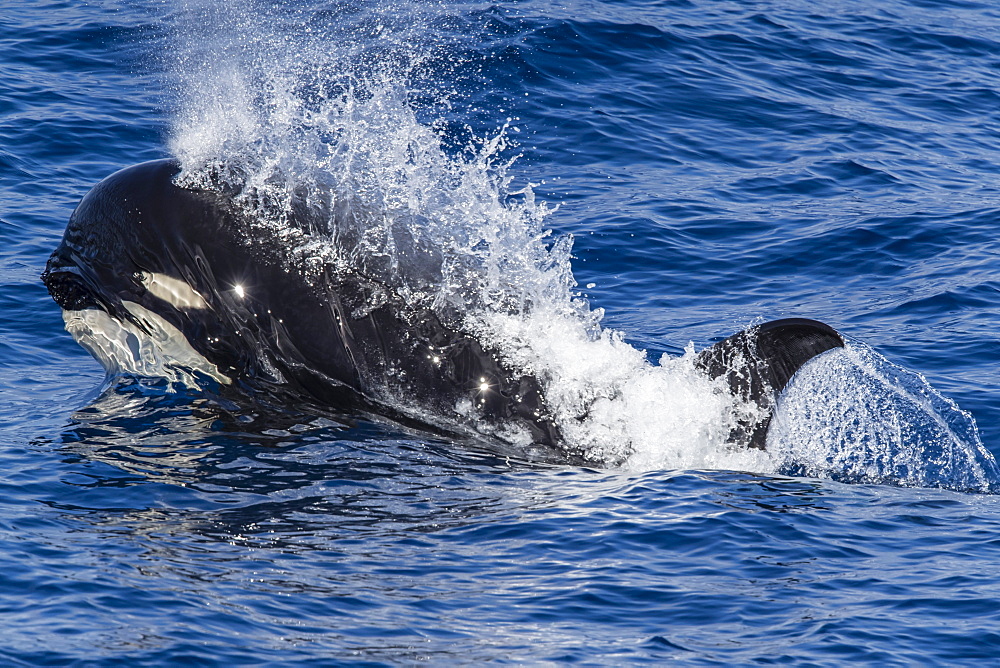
[695,318,844,449]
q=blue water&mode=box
[4,0,1000,663]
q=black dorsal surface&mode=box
[42,159,562,449]
[695,318,845,449]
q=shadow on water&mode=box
[45,378,568,545]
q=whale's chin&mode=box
[61,306,231,388]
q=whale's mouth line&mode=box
[43,261,171,341]
[42,264,104,314]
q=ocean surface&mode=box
[4,0,1000,664]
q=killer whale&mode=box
[42,159,843,456]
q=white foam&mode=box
[467,310,763,470]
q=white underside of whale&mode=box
[62,302,230,387]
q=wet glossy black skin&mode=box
[695,318,844,448]
[43,160,843,454]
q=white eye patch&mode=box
[141,272,209,310]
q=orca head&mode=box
[41,159,273,386]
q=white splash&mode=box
[767,344,999,492]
